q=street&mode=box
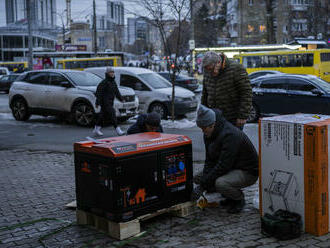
[1,92,328,248]
[0,93,258,160]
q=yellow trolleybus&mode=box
[0,61,28,72]
[56,56,122,70]
[234,49,330,82]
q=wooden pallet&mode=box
[76,201,197,240]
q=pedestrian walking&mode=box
[93,67,125,136]
[201,51,252,130]
[127,112,163,135]
[194,105,258,214]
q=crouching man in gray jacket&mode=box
[194,105,258,214]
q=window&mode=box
[0,76,9,81]
[301,54,313,66]
[9,75,19,81]
[64,71,102,87]
[287,78,315,91]
[106,60,114,66]
[27,72,49,85]
[243,56,261,68]
[260,79,287,90]
[249,0,253,5]
[321,53,330,62]
[139,73,172,89]
[263,55,279,67]
[120,74,149,91]
[49,73,69,86]
[277,54,313,67]
[65,61,73,69]
[159,73,171,80]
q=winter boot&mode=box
[227,198,245,214]
[219,198,234,207]
[115,126,125,136]
[93,126,103,136]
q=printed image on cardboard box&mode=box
[259,114,330,236]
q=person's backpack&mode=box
[261,209,302,240]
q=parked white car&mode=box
[9,69,139,126]
[0,67,10,76]
[85,67,198,119]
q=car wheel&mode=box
[72,102,95,127]
[11,98,31,121]
[149,102,168,119]
[247,103,259,123]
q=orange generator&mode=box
[74,132,193,222]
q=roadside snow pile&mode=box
[161,118,196,129]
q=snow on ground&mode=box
[0,113,60,128]
[161,118,196,129]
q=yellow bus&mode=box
[56,56,122,70]
[0,61,28,73]
[234,49,330,82]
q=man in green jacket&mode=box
[201,51,252,130]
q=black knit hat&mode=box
[145,112,161,127]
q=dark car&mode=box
[158,72,200,92]
[248,74,330,122]
[248,70,283,80]
[0,74,20,93]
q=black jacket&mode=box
[95,74,123,107]
[127,114,164,135]
[202,109,258,186]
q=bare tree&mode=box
[307,0,328,40]
[136,0,191,120]
[265,0,276,44]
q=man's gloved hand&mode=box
[200,173,215,192]
[191,185,204,201]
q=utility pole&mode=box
[189,0,195,76]
[27,0,33,71]
[62,22,66,45]
[93,0,97,55]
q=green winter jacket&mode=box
[201,57,252,124]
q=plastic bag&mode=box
[253,190,259,209]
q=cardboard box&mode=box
[259,114,330,236]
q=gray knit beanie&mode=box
[106,66,114,73]
[196,105,216,127]
[145,112,161,127]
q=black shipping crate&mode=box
[74,132,193,222]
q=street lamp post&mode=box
[27,0,33,71]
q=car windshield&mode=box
[64,71,102,86]
[312,77,330,93]
[9,75,19,80]
[139,73,171,89]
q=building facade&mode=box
[126,17,151,46]
[1,0,57,61]
[225,0,329,45]
[95,1,125,51]
[5,0,56,28]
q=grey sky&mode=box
[56,0,141,25]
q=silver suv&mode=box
[9,69,139,126]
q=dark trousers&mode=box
[96,105,117,128]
